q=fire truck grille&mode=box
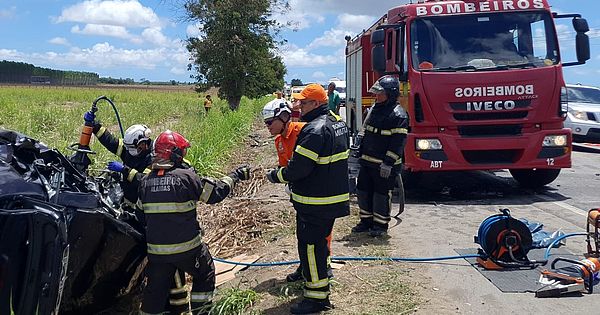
[462,149,521,165]
[458,124,522,137]
[453,111,528,121]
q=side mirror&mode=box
[371,29,385,45]
[572,17,589,33]
[575,33,590,63]
[372,45,386,73]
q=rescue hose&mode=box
[543,232,587,260]
[212,254,482,267]
[93,96,125,138]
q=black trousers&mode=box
[356,166,396,229]
[296,214,334,300]
[141,243,215,315]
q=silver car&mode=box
[565,84,600,143]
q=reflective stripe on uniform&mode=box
[359,209,373,219]
[305,278,329,289]
[139,311,164,315]
[143,168,151,174]
[276,168,288,183]
[127,168,138,182]
[386,151,399,161]
[191,291,214,302]
[316,150,348,165]
[220,176,234,189]
[142,200,196,214]
[373,212,391,224]
[329,110,342,121]
[199,182,215,203]
[147,234,202,255]
[96,126,107,137]
[291,192,349,205]
[116,139,124,157]
[169,297,189,305]
[365,125,407,136]
[170,272,185,293]
[304,289,329,299]
[295,145,319,162]
[307,244,319,283]
[361,154,402,165]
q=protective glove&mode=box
[230,165,251,181]
[265,169,277,183]
[83,111,96,123]
[379,163,393,179]
[107,161,125,173]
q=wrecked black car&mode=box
[0,129,146,315]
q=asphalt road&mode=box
[388,148,600,314]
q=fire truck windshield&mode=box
[410,12,558,72]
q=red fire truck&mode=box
[345,0,590,187]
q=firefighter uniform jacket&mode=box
[359,100,409,170]
[269,105,350,219]
[138,167,238,262]
[93,123,151,208]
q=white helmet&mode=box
[262,99,292,122]
[123,124,152,156]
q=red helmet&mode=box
[153,130,190,163]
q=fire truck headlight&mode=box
[416,139,443,150]
[542,135,567,147]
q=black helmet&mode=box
[369,75,400,100]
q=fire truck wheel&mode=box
[509,168,561,189]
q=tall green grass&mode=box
[0,86,267,175]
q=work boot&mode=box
[286,266,304,282]
[368,226,388,237]
[351,222,371,233]
[290,298,333,314]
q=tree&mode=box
[290,78,304,86]
[184,0,288,110]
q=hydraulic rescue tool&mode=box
[69,96,124,172]
[475,209,546,269]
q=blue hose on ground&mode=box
[543,232,588,260]
[213,254,482,267]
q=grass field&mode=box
[0,86,267,175]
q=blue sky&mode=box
[0,0,598,85]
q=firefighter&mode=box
[351,75,408,237]
[83,112,192,314]
[137,130,250,315]
[266,83,349,314]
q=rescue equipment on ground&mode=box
[475,209,546,269]
[586,208,600,257]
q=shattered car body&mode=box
[0,129,146,315]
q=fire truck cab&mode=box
[345,0,590,188]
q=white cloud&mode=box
[48,37,70,46]
[0,6,16,20]
[142,28,169,46]
[0,48,22,60]
[186,23,203,38]
[72,24,133,40]
[289,0,407,17]
[281,44,343,67]
[56,0,161,28]
[312,71,325,79]
[170,66,186,75]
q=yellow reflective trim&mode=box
[291,192,349,205]
[316,150,348,165]
[391,128,408,134]
[380,130,392,136]
[96,126,106,137]
[175,271,183,288]
[142,201,196,214]
[365,125,407,136]
[191,291,214,302]
[295,145,319,162]
[143,168,152,174]
[169,297,190,306]
[170,286,187,294]
[305,278,329,289]
[276,168,288,183]
[329,110,342,121]
[386,151,399,161]
[307,244,319,283]
[199,182,214,203]
[116,139,124,157]
[220,176,234,188]
[304,290,329,299]
[360,154,383,164]
[127,169,138,182]
[147,234,202,255]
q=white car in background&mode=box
[565,84,600,143]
